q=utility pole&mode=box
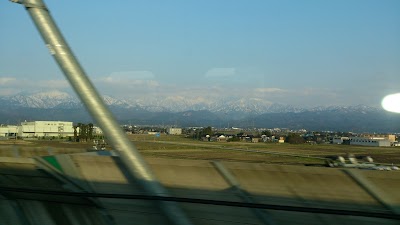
[9,1,193,224]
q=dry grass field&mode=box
[129,134,400,165]
[1,134,399,166]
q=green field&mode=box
[1,134,399,166]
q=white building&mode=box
[362,134,396,142]
[217,135,227,142]
[0,125,18,138]
[18,121,74,138]
[332,137,349,144]
[349,137,391,147]
[93,126,103,135]
[166,128,182,135]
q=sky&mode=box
[1,0,399,108]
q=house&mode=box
[217,135,227,142]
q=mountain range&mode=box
[1,91,399,133]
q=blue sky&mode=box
[1,0,399,107]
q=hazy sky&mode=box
[1,0,399,107]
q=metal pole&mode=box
[10,1,193,224]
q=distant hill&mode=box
[1,91,399,132]
[234,109,400,133]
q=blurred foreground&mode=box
[0,144,399,225]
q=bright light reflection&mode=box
[381,93,400,113]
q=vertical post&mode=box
[10,1,192,224]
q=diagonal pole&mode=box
[9,1,193,224]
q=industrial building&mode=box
[362,134,396,142]
[1,121,106,139]
[332,137,350,144]
[0,125,18,137]
[349,136,391,147]
[332,134,396,147]
[166,127,182,135]
[18,121,74,138]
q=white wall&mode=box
[0,127,7,137]
[0,126,19,138]
[332,137,349,144]
[350,137,390,147]
[167,128,182,135]
[19,121,74,137]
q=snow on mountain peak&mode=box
[0,91,381,115]
[31,90,71,99]
[3,90,76,108]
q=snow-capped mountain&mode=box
[0,91,380,114]
[0,91,398,132]
[1,91,131,109]
[102,95,131,108]
[0,91,305,114]
[126,96,305,115]
[2,91,78,108]
[308,105,381,113]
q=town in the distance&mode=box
[1,120,399,146]
[1,120,399,171]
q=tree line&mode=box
[73,123,94,142]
